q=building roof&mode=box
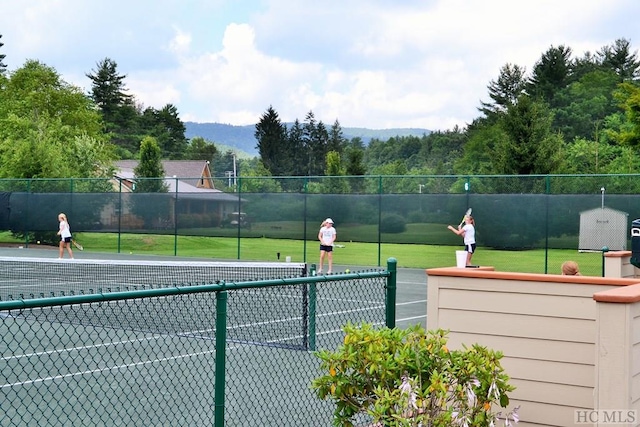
[115,160,222,193]
[114,160,221,193]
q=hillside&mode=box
[184,122,431,157]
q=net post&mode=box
[385,258,397,328]
[214,283,228,427]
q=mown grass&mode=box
[2,230,605,276]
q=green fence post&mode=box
[308,281,317,351]
[602,246,610,277]
[378,176,382,267]
[214,284,228,427]
[544,175,550,273]
[307,263,318,351]
[303,177,308,263]
[174,177,178,256]
[385,257,397,328]
[117,178,122,254]
[236,178,241,260]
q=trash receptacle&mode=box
[631,219,640,268]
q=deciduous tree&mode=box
[0,60,113,180]
[134,136,167,193]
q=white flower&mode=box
[466,385,477,407]
[399,375,417,409]
[487,380,500,401]
[400,376,412,394]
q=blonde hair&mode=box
[561,261,580,276]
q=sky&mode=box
[1,0,639,131]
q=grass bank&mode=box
[1,232,605,276]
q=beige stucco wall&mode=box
[427,268,640,427]
[604,250,640,279]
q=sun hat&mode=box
[325,218,334,224]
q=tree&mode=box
[598,38,640,82]
[455,122,508,176]
[237,158,282,193]
[86,58,132,122]
[86,58,140,155]
[134,136,167,192]
[303,111,329,176]
[551,69,620,141]
[0,60,113,180]
[288,119,306,177]
[324,151,349,193]
[132,136,168,228]
[140,104,188,159]
[479,63,527,118]
[572,50,604,81]
[610,82,640,147]
[344,138,367,192]
[527,45,573,107]
[212,149,238,188]
[0,34,7,75]
[255,106,290,175]
[494,95,563,176]
[185,136,218,162]
[327,119,347,153]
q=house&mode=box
[114,160,217,192]
[102,160,241,230]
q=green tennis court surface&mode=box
[0,252,423,426]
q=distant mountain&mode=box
[184,122,431,157]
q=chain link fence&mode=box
[1,175,639,274]
[0,260,395,426]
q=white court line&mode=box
[1,335,163,362]
[396,315,427,322]
[1,347,216,389]
[396,299,427,306]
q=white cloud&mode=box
[2,0,639,130]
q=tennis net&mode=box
[0,256,308,300]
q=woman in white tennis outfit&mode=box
[318,218,336,274]
[447,215,475,266]
[57,213,74,259]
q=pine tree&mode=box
[0,34,7,74]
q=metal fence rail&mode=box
[0,259,396,426]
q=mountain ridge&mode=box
[184,121,431,156]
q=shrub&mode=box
[380,213,406,233]
[312,323,519,426]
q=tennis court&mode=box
[0,247,427,426]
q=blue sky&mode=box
[1,0,639,130]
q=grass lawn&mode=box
[2,231,607,276]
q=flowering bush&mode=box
[312,323,519,426]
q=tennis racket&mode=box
[72,240,84,251]
[333,243,345,248]
[458,208,472,228]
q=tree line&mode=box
[1,35,640,193]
